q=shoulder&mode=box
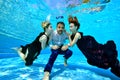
[76,32,80,36]
[75,32,81,39]
[39,35,47,42]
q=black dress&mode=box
[71,32,120,77]
[21,32,49,66]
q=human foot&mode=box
[64,58,68,66]
[12,47,26,62]
[43,71,50,80]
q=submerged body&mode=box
[68,16,120,77]
[71,32,119,69]
[14,21,53,66]
[43,22,73,80]
[20,32,49,66]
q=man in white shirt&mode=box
[43,22,73,80]
[51,30,68,47]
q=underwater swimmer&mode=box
[13,21,53,66]
[67,15,120,78]
[43,22,73,80]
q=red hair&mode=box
[68,15,80,30]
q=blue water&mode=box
[0,0,120,80]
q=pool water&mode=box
[0,0,120,80]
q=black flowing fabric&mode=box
[71,32,118,69]
[20,32,49,66]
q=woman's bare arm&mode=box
[69,32,81,47]
[39,35,47,49]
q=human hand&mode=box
[51,45,59,50]
[61,45,68,51]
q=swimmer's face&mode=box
[46,24,53,34]
[57,23,64,34]
[69,23,77,33]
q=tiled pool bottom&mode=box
[0,53,119,80]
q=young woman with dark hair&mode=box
[68,15,120,77]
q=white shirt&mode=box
[51,30,68,46]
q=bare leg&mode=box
[64,58,68,66]
[12,47,26,62]
[42,71,50,80]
